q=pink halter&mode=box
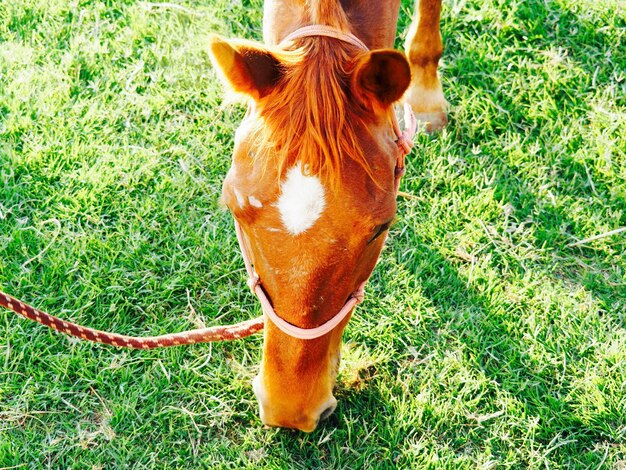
[235,25,417,340]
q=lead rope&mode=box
[0,290,263,349]
[0,25,416,348]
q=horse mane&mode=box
[251,37,385,191]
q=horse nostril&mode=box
[320,405,335,421]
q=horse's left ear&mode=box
[353,50,411,107]
[208,34,283,101]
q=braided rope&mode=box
[0,290,263,349]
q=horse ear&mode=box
[353,49,411,107]
[208,34,283,100]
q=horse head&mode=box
[209,27,411,431]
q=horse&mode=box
[0,0,448,433]
[208,0,447,432]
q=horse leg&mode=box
[403,0,448,132]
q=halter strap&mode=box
[280,25,369,51]
[236,25,417,340]
[394,102,417,192]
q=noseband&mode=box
[235,25,417,340]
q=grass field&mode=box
[1,0,625,467]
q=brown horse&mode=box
[209,0,447,432]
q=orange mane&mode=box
[251,38,388,190]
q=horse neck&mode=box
[263,0,401,49]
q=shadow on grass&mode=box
[380,241,622,463]
[435,0,624,305]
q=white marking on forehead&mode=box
[248,196,263,208]
[233,188,245,208]
[276,164,326,235]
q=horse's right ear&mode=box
[208,34,283,101]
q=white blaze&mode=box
[276,164,326,235]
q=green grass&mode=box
[1,0,625,467]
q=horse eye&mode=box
[367,220,392,244]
